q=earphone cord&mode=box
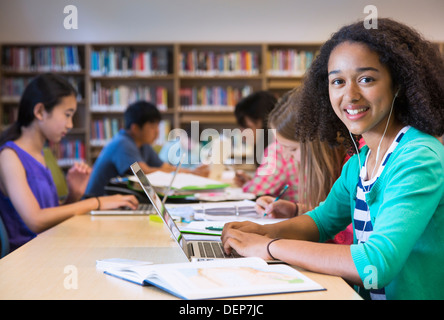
[349,91,399,248]
[370,95,396,180]
[349,90,398,181]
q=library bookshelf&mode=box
[1,42,443,166]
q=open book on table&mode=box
[101,257,324,299]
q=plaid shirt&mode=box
[242,141,298,202]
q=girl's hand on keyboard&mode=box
[222,220,268,237]
[221,227,272,260]
[98,194,139,211]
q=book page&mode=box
[146,258,324,299]
[178,265,304,289]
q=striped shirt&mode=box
[354,126,410,300]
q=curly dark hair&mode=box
[295,18,444,153]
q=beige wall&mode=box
[0,0,443,43]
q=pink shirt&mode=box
[242,141,298,202]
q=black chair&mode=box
[0,213,10,258]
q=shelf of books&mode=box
[0,41,356,166]
[0,44,88,167]
[265,43,320,96]
[3,41,444,166]
[178,44,261,77]
[87,44,176,161]
[11,42,444,165]
[177,44,264,127]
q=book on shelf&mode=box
[99,257,324,300]
[48,139,85,166]
[91,82,168,111]
[90,118,170,147]
[90,117,122,145]
[1,77,31,100]
[1,76,84,102]
[179,85,252,111]
[90,47,170,76]
[266,49,315,76]
[2,45,81,72]
[179,49,259,76]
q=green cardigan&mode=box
[307,127,444,300]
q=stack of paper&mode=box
[129,171,230,195]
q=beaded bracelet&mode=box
[266,238,281,260]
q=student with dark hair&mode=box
[85,101,163,196]
[0,73,138,252]
[222,18,444,299]
[85,100,207,196]
[233,91,299,202]
[234,90,276,151]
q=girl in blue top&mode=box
[0,74,138,252]
[221,18,444,299]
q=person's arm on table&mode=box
[221,215,362,286]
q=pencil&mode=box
[263,184,289,217]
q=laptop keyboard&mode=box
[188,242,240,259]
[137,203,152,211]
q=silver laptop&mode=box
[130,162,240,261]
[90,185,154,215]
[90,203,154,215]
[91,156,184,215]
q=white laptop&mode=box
[91,156,184,216]
[90,185,154,215]
[90,203,154,215]
[130,162,240,261]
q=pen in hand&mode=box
[263,184,289,218]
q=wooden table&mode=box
[0,215,362,300]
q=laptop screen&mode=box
[130,163,183,245]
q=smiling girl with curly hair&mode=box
[222,18,444,300]
[296,18,444,149]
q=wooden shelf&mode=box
[7,41,442,165]
[179,111,236,124]
[90,75,174,80]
